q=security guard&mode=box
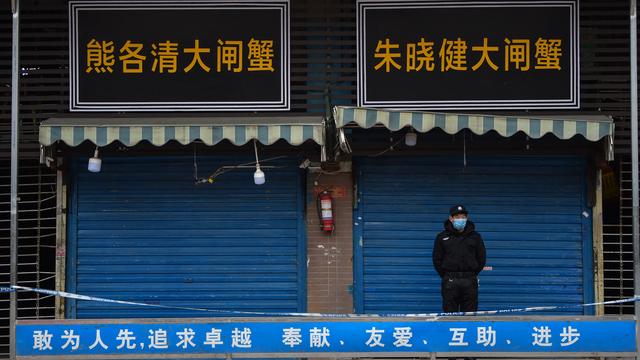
[432,205,486,313]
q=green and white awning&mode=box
[335,106,614,142]
[39,116,324,147]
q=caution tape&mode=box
[10,285,640,318]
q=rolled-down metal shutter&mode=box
[354,156,593,315]
[66,156,306,318]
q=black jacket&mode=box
[432,220,486,278]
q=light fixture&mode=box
[88,147,101,173]
[39,145,45,165]
[405,128,417,146]
[253,139,265,185]
[254,165,265,185]
[194,140,284,185]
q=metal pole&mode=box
[10,0,20,359]
[630,0,640,358]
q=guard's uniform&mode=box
[432,219,486,312]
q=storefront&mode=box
[38,0,616,318]
[355,155,594,314]
[14,0,638,358]
[335,106,614,315]
[39,117,324,319]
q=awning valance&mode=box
[39,116,324,147]
[334,106,614,142]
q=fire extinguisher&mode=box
[317,190,335,234]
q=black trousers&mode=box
[441,275,478,313]
[441,276,478,360]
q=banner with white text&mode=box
[17,318,635,358]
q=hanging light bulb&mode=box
[405,129,417,146]
[253,139,265,185]
[254,164,265,185]
[87,147,101,173]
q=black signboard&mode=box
[357,1,578,110]
[70,1,289,111]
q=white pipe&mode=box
[629,1,640,359]
[10,0,20,359]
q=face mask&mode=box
[452,219,467,231]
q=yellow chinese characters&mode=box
[374,38,401,72]
[534,38,562,70]
[370,37,563,73]
[406,38,435,72]
[85,38,278,74]
[504,39,530,71]
[184,40,211,73]
[86,39,115,73]
[151,41,179,73]
[247,39,274,72]
[471,38,498,71]
[439,38,468,72]
[119,41,146,73]
[217,39,243,72]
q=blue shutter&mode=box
[67,156,306,318]
[354,156,593,315]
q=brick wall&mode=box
[306,171,353,313]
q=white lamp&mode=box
[88,148,102,173]
[254,164,265,185]
[253,139,265,185]
[405,129,417,146]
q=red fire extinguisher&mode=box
[317,190,334,234]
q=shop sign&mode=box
[357,0,579,110]
[17,318,635,358]
[70,1,290,112]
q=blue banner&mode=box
[17,319,635,357]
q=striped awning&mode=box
[334,106,614,142]
[39,116,324,147]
